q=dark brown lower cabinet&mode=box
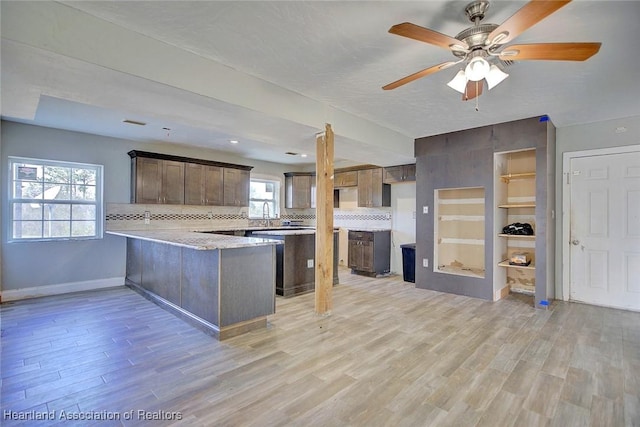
[348,230,390,276]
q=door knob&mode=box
[571,240,580,245]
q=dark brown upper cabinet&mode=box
[383,164,416,183]
[223,168,250,207]
[357,168,390,207]
[334,170,358,188]
[131,156,185,204]
[129,151,252,206]
[184,163,224,206]
[284,172,316,209]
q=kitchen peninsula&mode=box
[107,230,281,340]
[249,229,339,297]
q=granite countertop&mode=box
[106,230,282,250]
[192,226,315,232]
[250,229,339,236]
[345,228,392,232]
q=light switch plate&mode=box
[423,206,429,214]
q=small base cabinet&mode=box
[348,230,390,276]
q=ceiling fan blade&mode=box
[463,80,483,101]
[383,61,457,90]
[389,22,469,51]
[498,43,602,61]
[487,1,571,46]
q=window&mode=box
[8,157,103,241]
[249,179,279,219]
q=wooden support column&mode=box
[315,123,334,315]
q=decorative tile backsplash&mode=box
[105,204,392,231]
[106,204,249,231]
[334,208,392,230]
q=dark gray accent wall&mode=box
[415,116,554,303]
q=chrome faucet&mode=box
[262,201,271,227]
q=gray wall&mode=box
[554,114,640,299]
[0,121,297,292]
[414,116,552,302]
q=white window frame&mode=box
[8,156,104,242]
[249,178,280,219]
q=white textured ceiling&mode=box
[2,1,639,167]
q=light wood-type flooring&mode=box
[2,269,639,426]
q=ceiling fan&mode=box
[382,0,601,101]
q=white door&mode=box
[569,151,640,310]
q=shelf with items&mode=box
[494,148,538,302]
[498,234,535,239]
[498,260,535,270]
[435,187,486,278]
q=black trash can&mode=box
[400,243,416,283]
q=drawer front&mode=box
[348,231,373,242]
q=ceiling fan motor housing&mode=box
[453,23,499,58]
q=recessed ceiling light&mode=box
[230,140,239,144]
[122,119,146,126]
[301,154,308,158]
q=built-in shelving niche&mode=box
[494,149,537,298]
[434,187,485,278]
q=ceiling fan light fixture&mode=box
[447,70,468,94]
[485,64,509,90]
[465,57,490,81]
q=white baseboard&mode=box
[1,277,125,302]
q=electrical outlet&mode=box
[307,259,314,268]
[207,211,213,219]
[144,211,150,225]
[423,206,429,214]
[423,258,429,268]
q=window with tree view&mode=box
[9,157,103,241]
[249,179,279,219]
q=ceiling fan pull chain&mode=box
[475,81,480,111]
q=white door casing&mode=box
[564,147,640,310]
